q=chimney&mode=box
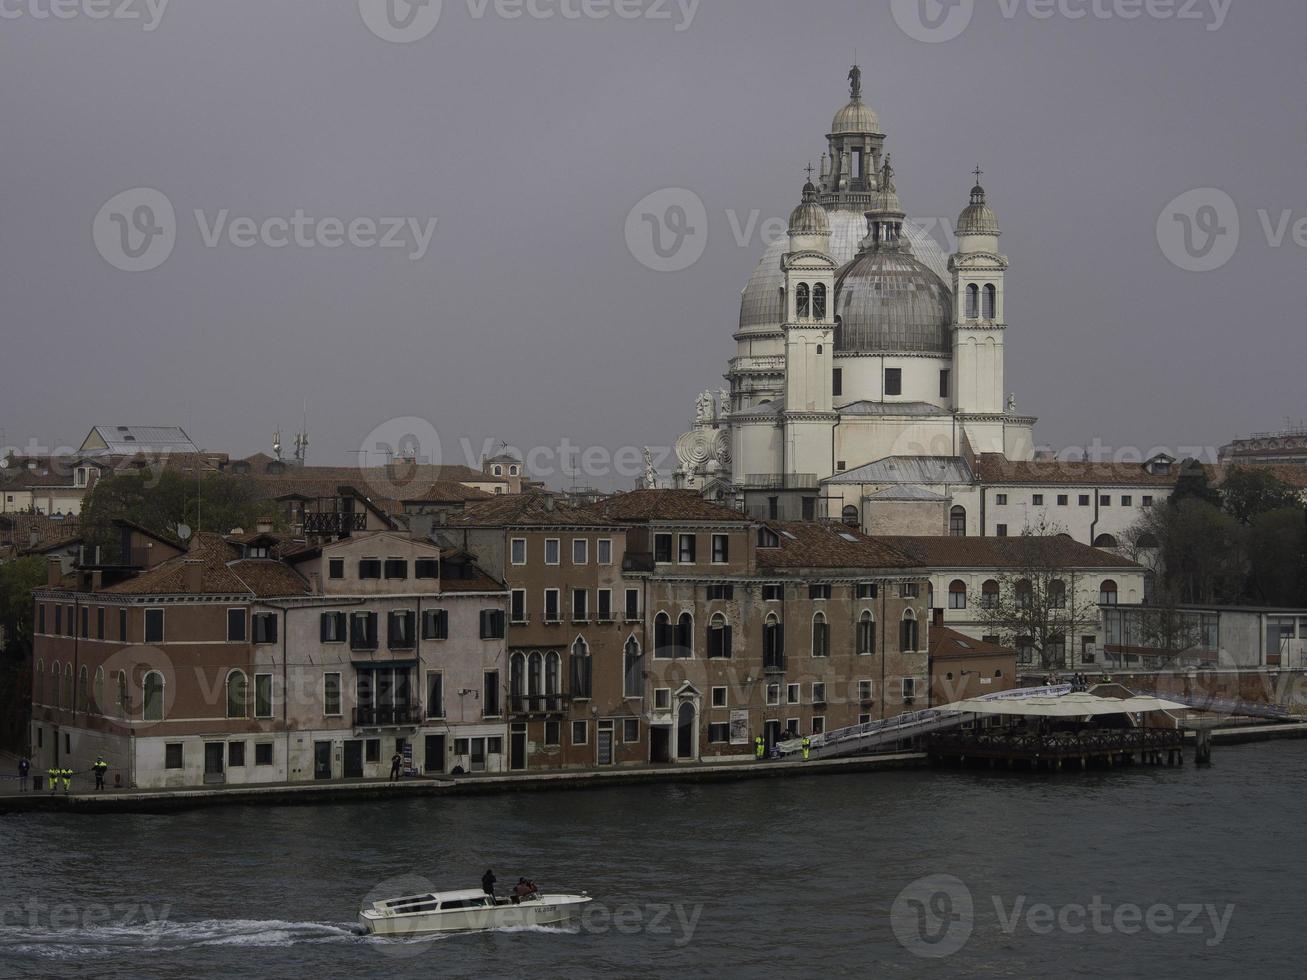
[183,559,204,593]
[542,496,555,512]
[29,527,39,550]
[309,571,322,596]
[256,517,274,534]
[46,557,62,587]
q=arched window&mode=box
[981,579,1000,609]
[707,613,732,659]
[509,465,519,476]
[764,613,785,670]
[527,652,543,698]
[35,659,43,706]
[1049,579,1067,609]
[676,612,694,659]
[857,611,875,656]
[142,670,164,722]
[1136,532,1160,550]
[510,652,526,710]
[983,283,997,319]
[812,612,830,658]
[226,669,248,718]
[1015,579,1033,610]
[116,670,128,719]
[795,283,810,319]
[93,667,104,715]
[966,283,980,319]
[623,636,643,699]
[493,465,502,476]
[842,505,860,528]
[950,506,967,537]
[654,612,674,659]
[568,640,591,700]
[812,283,826,319]
[1093,534,1119,549]
[546,651,562,697]
[64,664,73,712]
[900,610,919,653]
[948,580,967,610]
[1099,580,1119,606]
[77,665,89,713]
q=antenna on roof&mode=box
[177,524,193,541]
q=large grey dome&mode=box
[738,209,951,331]
[831,99,879,135]
[833,248,953,354]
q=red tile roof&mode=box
[594,490,748,523]
[100,532,310,597]
[975,454,1179,487]
[881,535,1141,570]
[929,626,1016,659]
[443,493,614,528]
[758,522,919,571]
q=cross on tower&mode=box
[973,165,984,183]
[804,162,816,181]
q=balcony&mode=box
[622,552,655,573]
[303,512,367,536]
[743,474,819,490]
[353,704,420,728]
[510,694,569,717]
[763,655,786,675]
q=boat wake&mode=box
[1,917,579,958]
[0,918,362,959]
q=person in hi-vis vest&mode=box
[754,735,765,760]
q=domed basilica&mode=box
[673,67,1039,519]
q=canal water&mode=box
[2,741,1305,979]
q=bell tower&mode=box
[950,171,1008,423]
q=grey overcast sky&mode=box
[2,0,1304,484]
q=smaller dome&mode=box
[957,182,1000,236]
[831,99,879,136]
[788,181,830,237]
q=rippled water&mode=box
[2,742,1306,979]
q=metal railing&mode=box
[353,704,420,727]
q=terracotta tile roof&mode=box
[881,535,1141,570]
[443,493,614,528]
[929,626,1016,659]
[402,481,497,504]
[1207,463,1307,490]
[594,490,748,523]
[758,522,919,570]
[975,454,1178,487]
[99,532,309,597]
[0,514,82,551]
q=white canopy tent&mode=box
[948,693,1188,719]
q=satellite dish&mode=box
[176,524,193,541]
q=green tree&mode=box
[1135,498,1246,604]
[0,556,45,659]
[1220,467,1303,525]
[79,470,274,558]
[1170,458,1222,510]
[1245,507,1307,606]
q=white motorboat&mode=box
[360,887,592,937]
